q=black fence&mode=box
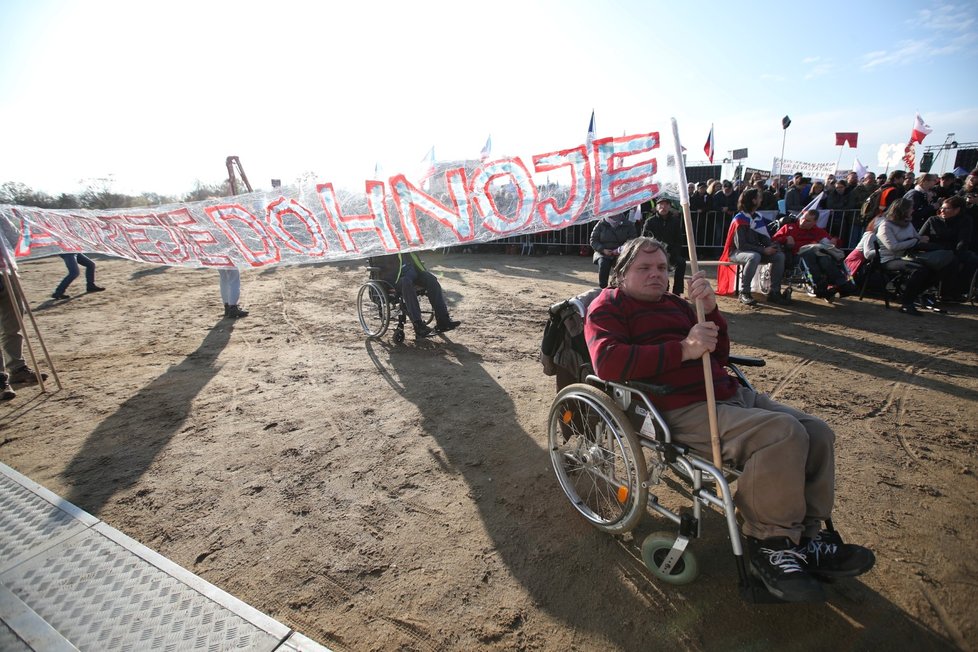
[476,209,868,259]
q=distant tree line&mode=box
[0,178,233,210]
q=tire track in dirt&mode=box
[613,538,704,652]
[864,348,953,463]
[769,358,814,400]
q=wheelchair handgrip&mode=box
[728,354,765,367]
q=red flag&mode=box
[835,132,858,148]
[910,113,932,144]
[704,124,714,164]
[903,142,916,171]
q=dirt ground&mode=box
[1,251,976,652]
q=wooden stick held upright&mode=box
[670,118,723,469]
[0,236,62,391]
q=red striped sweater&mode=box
[585,288,740,411]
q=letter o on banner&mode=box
[469,158,538,234]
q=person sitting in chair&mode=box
[773,209,856,299]
[584,236,874,602]
[374,253,461,338]
[728,189,790,306]
[590,211,637,288]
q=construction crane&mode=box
[226,156,252,195]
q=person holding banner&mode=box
[728,189,790,306]
[219,269,249,319]
[0,274,48,397]
[585,236,875,603]
[589,211,637,288]
[374,253,461,339]
[52,253,105,300]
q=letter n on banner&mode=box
[532,146,591,228]
[592,133,659,216]
[205,204,281,266]
[390,170,474,247]
[469,158,538,235]
[318,181,400,253]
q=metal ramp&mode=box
[0,462,330,651]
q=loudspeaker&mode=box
[919,152,934,173]
[954,149,978,172]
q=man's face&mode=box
[847,172,858,185]
[722,184,733,195]
[922,177,937,190]
[863,174,876,186]
[621,247,670,303]
[800,214,818,230]
[656,202,670,216]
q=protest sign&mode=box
[1,133,665,269]
[771,157,836,181]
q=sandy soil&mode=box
[2,251,976,652]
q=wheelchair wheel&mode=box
[357,281,391,339]
[548,383,648,534]
[641,531,699,585]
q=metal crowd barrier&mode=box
[472,209,869,258]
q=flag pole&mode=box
[671,118,723,470]
[834,145,844,178]
[0,237,61,392]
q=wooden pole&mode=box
[0,237,62,391]
[671,118,723,470]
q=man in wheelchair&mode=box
[772,209,856,300]
[584,236,874,602]
[374,253,461,338]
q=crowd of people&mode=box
[589,167,978,313]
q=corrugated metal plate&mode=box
[0,470,95,574]
[2,527,281,650]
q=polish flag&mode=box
[420,146,436,183]
[704,124,715,163]
[480,134,492,162]
[910,113,932,144]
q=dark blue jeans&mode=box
[398,264,450,326]
[55,254,96,295]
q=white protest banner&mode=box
[0,132,665,269]
[771,157,836,181]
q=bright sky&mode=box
[1,0,976,198]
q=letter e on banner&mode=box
[205,204,281,266]
[469,157,538,235]
[532,146,591,228]
[592,133,659,216]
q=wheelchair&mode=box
[356,258,434,343]
[548,358,767,593]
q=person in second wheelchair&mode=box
[373,253,461,338]
[876,198,955,316]
[772,209,857,299]
[585,236,875,603]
